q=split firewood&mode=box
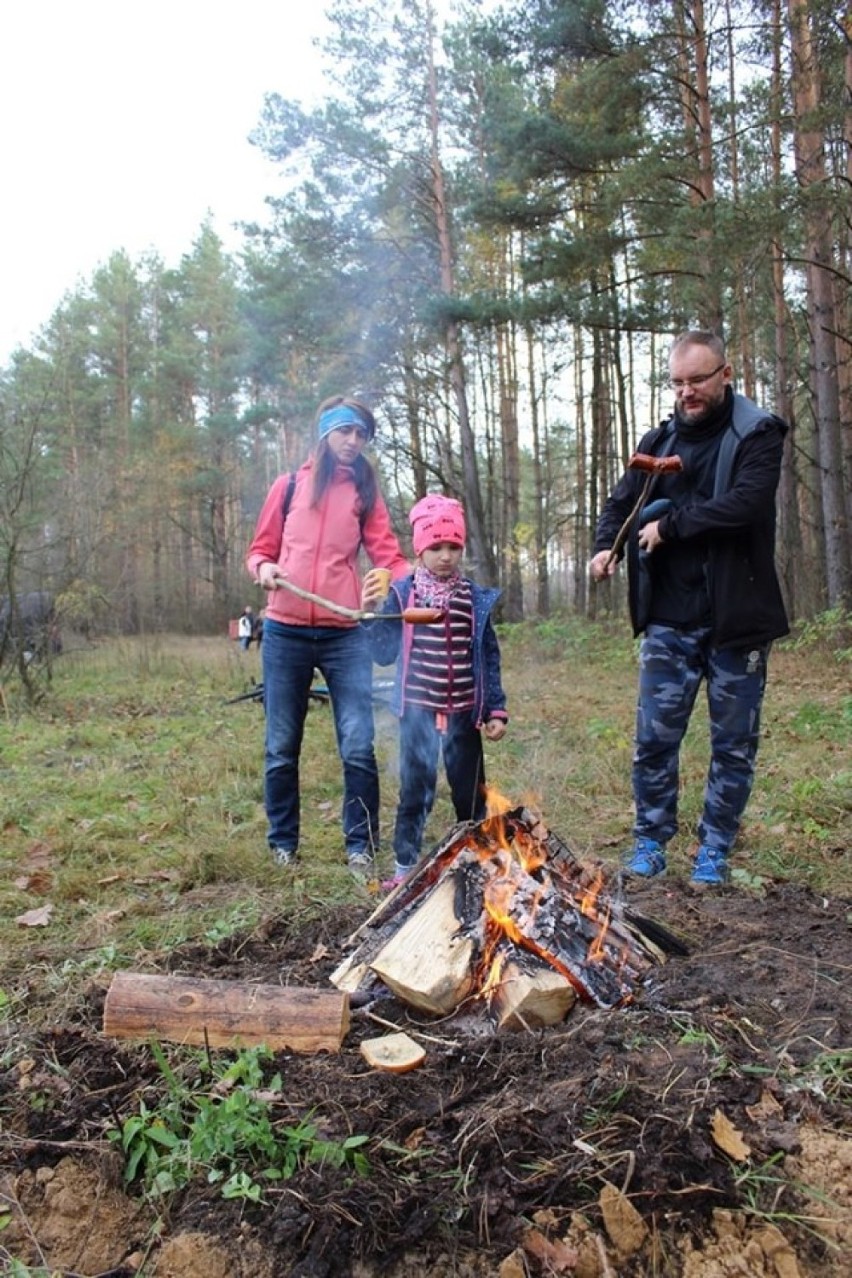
[369,874,476,1014]
[488,952,577,1031]
[329,952,373,993]
[103,972,350,1054]
[344,817,483,945]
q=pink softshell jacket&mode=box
[246,459,409,628]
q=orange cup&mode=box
[370,568,392,599]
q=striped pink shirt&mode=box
[405,582,475,713]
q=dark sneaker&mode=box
[271,846,298,867]
[691,844,729,886]
[623,837,667,878]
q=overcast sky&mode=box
[1,1,331,362]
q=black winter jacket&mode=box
[593,393,790,649]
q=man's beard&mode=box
[675,394,726,427]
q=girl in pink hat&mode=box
[361,493,508,889]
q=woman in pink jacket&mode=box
[247,396,409,875]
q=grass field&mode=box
[1,616,850,1000]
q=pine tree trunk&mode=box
[770,0,803,618]
[425,6,494,583]
[787,0,851,608]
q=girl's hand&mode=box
[361,568,392,611]
[484,718,506,742]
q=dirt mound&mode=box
[2,877,850,1277]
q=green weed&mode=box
[108,1043,370,1201]
[673,1020,732,1079]
[733,1153,846,1248]
[581,1084,629,1128]
[796,1049,852,1103]
[786,608,852,660]
[0,1262,62,1278]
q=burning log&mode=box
[332,805,687,1029]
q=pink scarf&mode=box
[413,564,462,612]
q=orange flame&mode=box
[459,794,641,1009]
[484,785,514,819]
[480,949,505,1001]
[578,868,612,962]
[483,876,523,940]
[479,787,549,875]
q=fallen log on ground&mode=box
[103,971,350,1053]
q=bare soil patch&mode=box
[2,874,850,1277]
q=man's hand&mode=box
[484,718,506,742]
[638,520,663,553]
[590,550,618,582]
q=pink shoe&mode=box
[381,873,405,892]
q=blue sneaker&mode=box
[691,845,729,886]
[623,837,667,878]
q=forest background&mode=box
[1,0,849,654]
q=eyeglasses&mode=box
[669,363,725,391]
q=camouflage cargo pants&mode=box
[633,623,769,852]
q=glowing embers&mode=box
[332,803,681,1030]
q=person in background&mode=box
[247,396,409,876]
[253,608,265,649]
[237,606,255,652]
[362,493,508,890]
[589,330,789,886]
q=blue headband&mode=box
[317,404,373,440]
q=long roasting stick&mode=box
[605,452,683,568]
[271,576,442,624]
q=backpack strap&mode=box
[281,472,297,524]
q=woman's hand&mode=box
[257,562,280,591]
[483,718,507,742]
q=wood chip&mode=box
[360,1031,426,1073]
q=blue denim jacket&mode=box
[364,574,508,728]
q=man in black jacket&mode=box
[590,330,789,886]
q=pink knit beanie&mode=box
[409,494,466,555]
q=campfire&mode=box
[102,798,687,1055]
[332,797,687,1030]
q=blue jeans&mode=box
[633,623,769,852]
[393,706,486,871]
[262,620,379,857]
